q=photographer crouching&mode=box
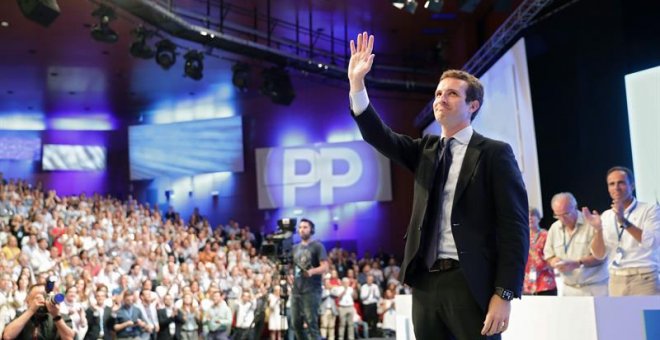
[290,218,328,340]
[1,284,75,340]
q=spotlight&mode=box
[232,63,250,92]
[129,26,154,59]
[90,5,118,43]
[403,0,418,14]
[392,0,418,14]
[155,39,177,70]
[260,67,295,105]
[183,50,204,80]
[392,0,405,9]
[425,0,444,12]
[17,0,61,27]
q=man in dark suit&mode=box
[84,289,113,340]
[156,294,179,340]
[348,32,529,339]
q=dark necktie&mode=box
[425,137,454,269]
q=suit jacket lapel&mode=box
[423,137,442,191]
[453,132,483,204]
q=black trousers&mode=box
[411,267,500,340]
[362,303,378,335]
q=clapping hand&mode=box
[581,207,603,231]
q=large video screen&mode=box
[129,116,244,180]
[255,141,392,209]
[0,134,41,161]
[42,144,106,171]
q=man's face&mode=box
[66,287,78,303]
[29,285,46,305]
[164,294,173,307]
[433,77,478,131]
[298,221,312,240]
[123,293,135,306]
[551,198,577,227]
[212,292,222,304]
[141,291,152,304]
[607,170,634,203]
[95,291,107,305]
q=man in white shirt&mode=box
[333,278,356,340]
[232,291,255,340]
[544,192,608,296]
[583,166,660,296]
[359,275,381,335]
[135,289,158,340]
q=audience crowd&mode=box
[0,176,405,340]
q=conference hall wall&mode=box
[132,74,429,257]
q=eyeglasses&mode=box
[552,211,571,219]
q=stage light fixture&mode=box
[184,50,204,80]
[90,5,118,43]
[392,0,405,9]
[403,0,419,14]
[17,0,60,27]
[425,0,444,12]
[260,67,295,105]
[155,39,177,70]
[392,0,418,14]
[232,63,250,92]
[129,26,155,59]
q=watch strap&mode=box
[495,287,514,301]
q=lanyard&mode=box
[562,226,577,254]
[613,200,637,242]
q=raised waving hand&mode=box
[348,32,375,93]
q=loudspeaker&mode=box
[17,0,60,27]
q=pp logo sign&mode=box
[256,141,391,209]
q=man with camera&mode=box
[290,218,328,340]
[2,283,75,340]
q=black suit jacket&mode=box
[83,306,113,340]
[354,104,529,311]
[156,308,179,340]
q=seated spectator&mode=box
[2,235,21,265]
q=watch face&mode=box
[502,290,514,300]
